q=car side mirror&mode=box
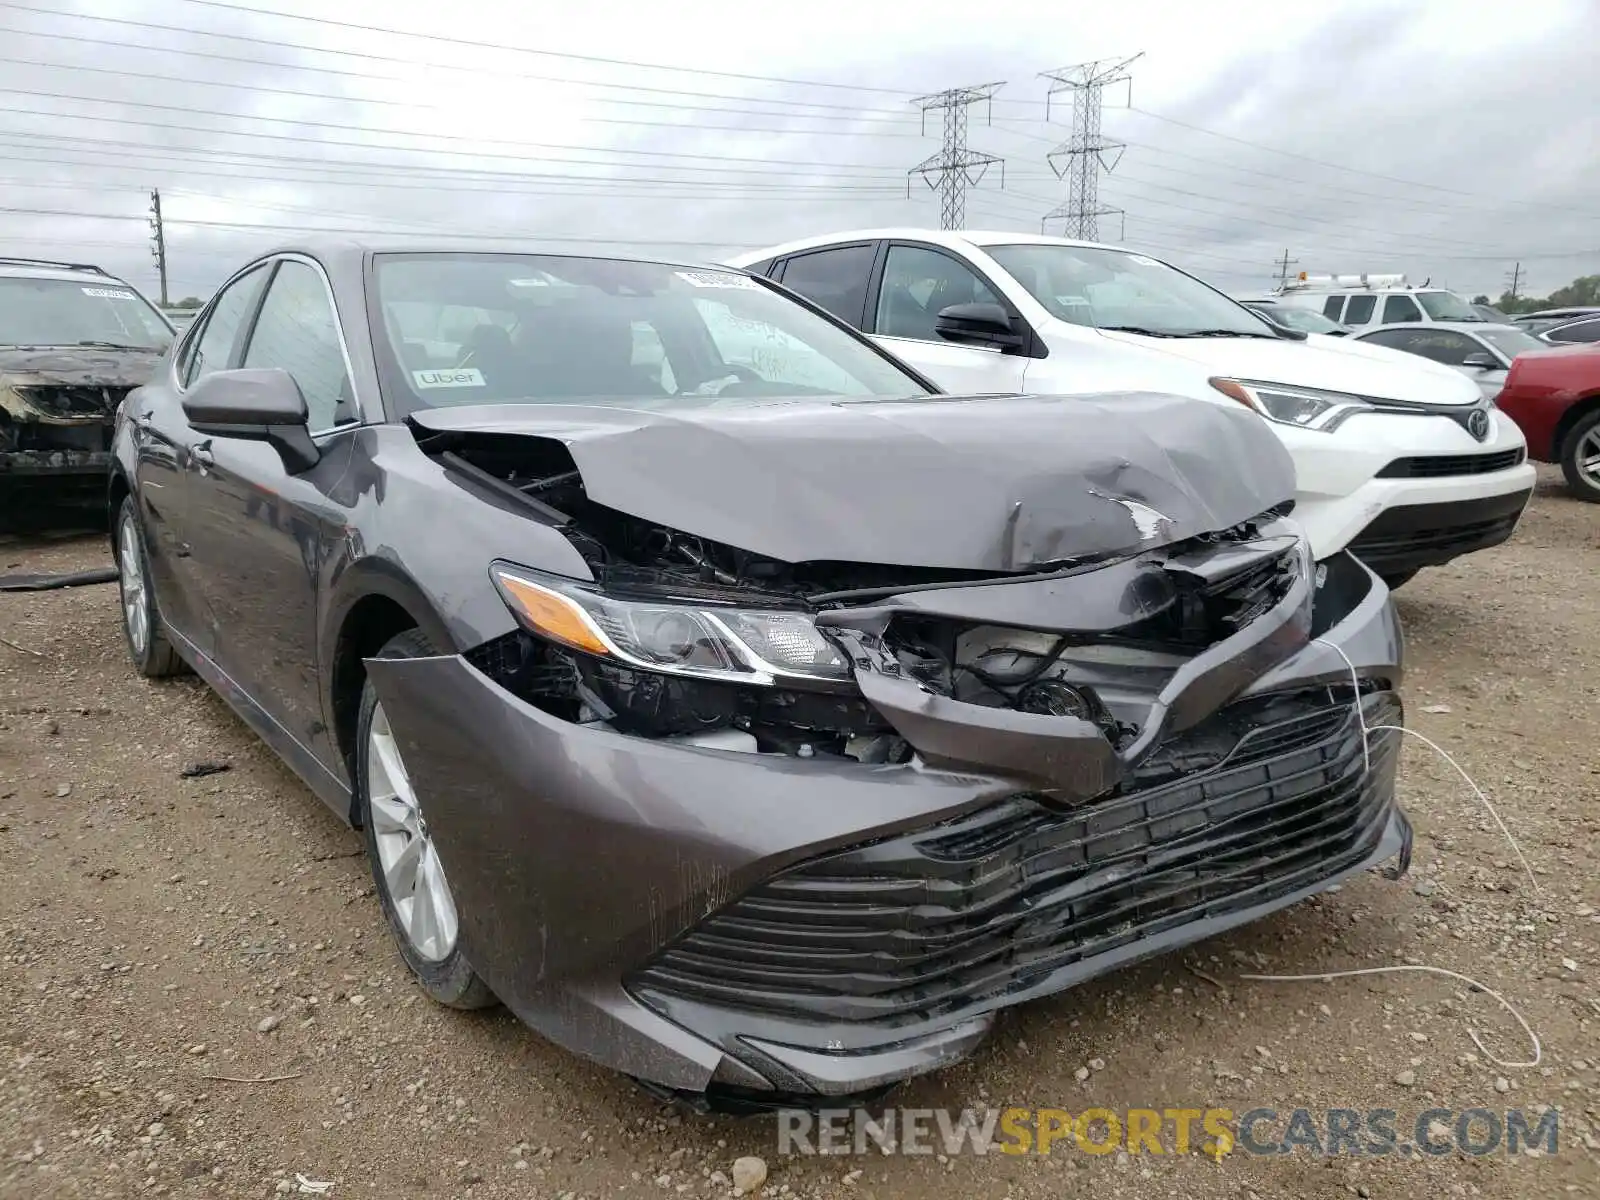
[934,302,1027,352]
[1460,352,1499,371]
[181,368,320,474]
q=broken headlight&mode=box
[1210,377,1374,432]
[490,565,851,685]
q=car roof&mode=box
[1354,321,1525,335]
[723,227,1130,266]
[0,259,127,284]
[248,237,735,276]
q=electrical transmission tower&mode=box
[1039,54,1142,240]
[907,83,1006,231]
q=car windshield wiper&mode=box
[1097,324,1183,337]
[75,339,160,350]
[1174,328,1279,339]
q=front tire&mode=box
[357,628,494,1010]
[1558,410,1600,503]
[115,496,185,678]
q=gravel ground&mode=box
[2,467,1598,1200]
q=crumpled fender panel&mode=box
[364,653,1014,1091]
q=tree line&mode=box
[1473,274,1600,315]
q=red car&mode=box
[1495,344,1600,502]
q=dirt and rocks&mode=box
[2,469,1598,1199]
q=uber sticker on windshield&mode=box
[412,368,485,389]
[675,270,759,290]
[82,287,137,300]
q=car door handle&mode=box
[190,442,215,472]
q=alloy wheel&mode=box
[118,512,149,657]
[1579,427,1600,488]
[365,704,460,962]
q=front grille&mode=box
[1376,449,1525,478]
[632,690,1401,1027]
[1350,514,1520,566]
[14,385,130,419]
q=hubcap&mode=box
[366,704,460,962]
[1580,428,1600,487]
[118,513,149,657]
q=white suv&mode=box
[1272,274,1485,330]
[726,230,1535,587]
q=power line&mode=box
[1039,55,1141,241]
[0,86,907,176]
[1124,105,1600,217]
[0,4,923,117]
[907,84,1006,231]
[0,95,915,183]
[152,0,925,96]
[0,43,928,138]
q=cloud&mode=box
[0,0,1595,302]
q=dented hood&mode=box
[410,391,1294,570]
[0,346,164,391]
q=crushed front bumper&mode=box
[368,550,1409,1100]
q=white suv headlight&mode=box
[1210,377,1374,433]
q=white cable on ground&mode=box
[1247,640,1547,1072]
[1311,637,1539,897]
[1238,963,1542,1069]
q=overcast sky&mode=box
[2,0,1597,303]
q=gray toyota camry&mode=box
[110,240,1411,1107]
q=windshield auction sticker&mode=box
[675,270,759,289]
[411,368,485,389]
[82,287,137,300]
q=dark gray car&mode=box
[109,240,1411,1105]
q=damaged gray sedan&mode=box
[110,241,1411,1106]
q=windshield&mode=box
[1477,327,1547,358]
[985,244,1273,337]
[1261,305,1346,334]
[1416,290,1481,322]
[372,253,930,415]
[0,276,173,350]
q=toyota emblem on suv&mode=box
[1468,408,1491,440]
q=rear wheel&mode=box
[1558,410,1600,503]
[357,628,494,1010]
[115,496,185,678]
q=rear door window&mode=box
[776,244,876,328]
[1322,296,1345,320]
[1549,317,1600,344]
[1343,295,1377,325]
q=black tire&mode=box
[1558,409,1600,503]
[356,627,495,1011]
[1378,569,1418,591]
[114,495,186,678]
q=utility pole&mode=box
[1505,261,1523,302]
[1274,249,1299,289]
[907,83,1006,231]
[1040,54,1143,240]
[148,188,168,307]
